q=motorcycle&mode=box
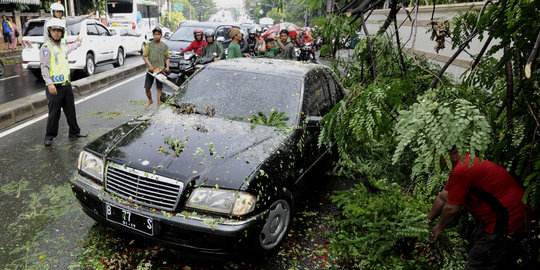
[298,42,316,62]
[170,51,199,86]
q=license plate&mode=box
[170,62,178,67]
[105,204,154,236]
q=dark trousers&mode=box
[45,84,80,139]
[465,230,519,270]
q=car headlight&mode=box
[186,188,256,216]
[77,151,104,182]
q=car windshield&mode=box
[24,21,44,36]
[169,26,213,42]
[172,68,303,126]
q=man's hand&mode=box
[164,66,169,73]
[430,224,444,241]
[87,12,95,18]
[47,84,57,95]
[76,36,82,43]
[148,66,154,73]
[244,53,250,57]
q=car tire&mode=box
[84,54,95,77]
[113,48,124,68]
[256,197,293,254]
[0,61,4,76]
[174,74,186,86]
[140,43,146,55]
[30,68,43,80]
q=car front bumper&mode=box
[70,174,265,255]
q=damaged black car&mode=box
[70,58,345,255]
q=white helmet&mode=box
[50,2,65,17]
[46,18,66,39]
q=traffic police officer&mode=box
[40,18,86,146]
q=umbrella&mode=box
[261,23,303,38]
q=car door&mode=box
[85,22,102,62]
[96,23,116,61]
[294,68,332,185]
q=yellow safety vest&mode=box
[44,40,70,85]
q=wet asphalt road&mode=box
[0,63,348,269]
[0,53,143,104]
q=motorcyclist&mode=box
[300,28,316,60]
[43,2,94,41]
[199,29,224,64]
[183,28,207,55]
[238,29,249,56]
[246,28,258,56]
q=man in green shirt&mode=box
[258,37,281,57]
[142,27,170,108]
[200,29,225,64]
[227,27,243,59]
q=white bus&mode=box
[106,0,159,35]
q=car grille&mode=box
[105,164,184,211]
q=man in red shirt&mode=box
[427,147,528,269]
[183,29,207,55]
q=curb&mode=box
[0,62,146,130]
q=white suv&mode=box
[22,18,125,79]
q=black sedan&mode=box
[70,58,345,255]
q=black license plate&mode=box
[105,204,154,236]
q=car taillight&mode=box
[132,22,136,30]
[23,41,32,49]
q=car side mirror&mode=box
[305,116,322,131]
[216,36,225,42]
[164,32,170,39]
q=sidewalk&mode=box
[0,58,146,130]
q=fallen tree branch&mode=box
[525,29,540,79]
[361,10,378,80]
[377,0,399,35]
[430,29,479,89]
[466,35,493,80]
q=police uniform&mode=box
[39,35,82,144]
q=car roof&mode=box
[206,58,324,78]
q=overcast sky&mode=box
[213,0,243,9]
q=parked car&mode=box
[164,21,238,73]
[109,27,147,55]
[70,58,345,255]
[22,18,124,78]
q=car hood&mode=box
[164,39,192,53]
[86,108,291,190]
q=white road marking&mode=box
[0,75,21,81]
[0,72,145,139]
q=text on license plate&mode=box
[105,204,154,236]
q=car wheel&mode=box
[113,48,124,68]
[0,61,4,76]
[84,54,95,76]
[29,68,43,80]
[174,74,186,86]
[140,43,146,55]
[258,198,292,252]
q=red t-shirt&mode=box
[184,39,207,55]
[444,155,526,234]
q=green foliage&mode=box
[249,110,289,129]
[392,89,492,178]
[161,11,185,31]
[330,179,467,269]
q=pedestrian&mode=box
[258,36,280,57]
[1,15,14,51]
[44,2,94,42]
[142,27,170,108]
[8,17,18,50]
[227,27,243,59]
[276,30,294,60]
[40,18,87,146]
[22,17,29,35]
[426,146,529,269]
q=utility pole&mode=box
[167,0,171,21]
[69,0,75,16]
